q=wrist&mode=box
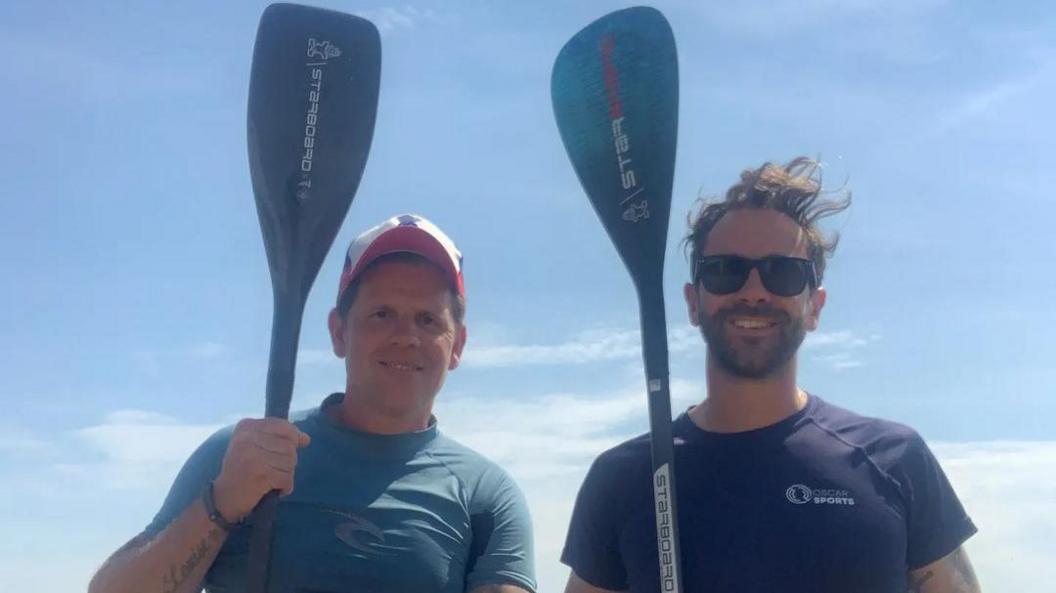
[201,480,242,531]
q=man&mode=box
[561,158,980,593]
[89,214,536,593]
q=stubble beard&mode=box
[699,304,807,379]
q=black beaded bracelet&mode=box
[201,481,240,531]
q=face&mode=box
[328,260,466,418]
[683,209,826,379]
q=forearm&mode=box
[908,547,981,593]
[88,498,229,593]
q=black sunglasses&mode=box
[695,255,818,297]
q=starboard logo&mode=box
[297,38,342,201]
[307,38,342,60]
[600,34,649,224]
[653,464,681,593]
[786,483,857,506]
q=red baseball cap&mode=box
[337,214,464,305]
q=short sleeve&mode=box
[465,466,537,593]
[561,458,629,591]
[144,426,232,537]
[895,432,978,569]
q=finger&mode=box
[297,431,311,448]
[278,476,296,497]
[252,431,303,456]
[257,451,298,475]
[255,419,306,442]
[267,468,296,496]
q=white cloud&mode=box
[804,330,870,348]
[806,330,880,370]
[464,326,876,371]
[0,425,58,458]
[933,77,1040,134]
[61,410,223,490]
[933,441,1056,593]
[75,410,220,463]
[463,327,647,368]
[354,6,454,34]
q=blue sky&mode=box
[1,1,1054,592]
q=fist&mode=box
[211,418,311,522]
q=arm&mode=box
[563,571,627,593]
[87,418,309,593]
[462,466,537,593]
[908,546,981,593]
[87,500,227,593]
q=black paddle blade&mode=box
[248,3,381,307]
[245,7,380,590]
[551,6,678,291]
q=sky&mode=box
[1,0,1054,591]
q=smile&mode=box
[729,318,778,330]
[378,361,423,372]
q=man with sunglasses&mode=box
[561,158,980,593]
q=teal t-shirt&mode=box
[146,393,536,593]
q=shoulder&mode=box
[185,422,237,468]
[289,401,327,432]
[806,396,938,479]
[809,397,924,455]
[594,431,653,474]
[575,431,653,499]
[428,432,525,503]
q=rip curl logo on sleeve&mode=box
[786,483,856,506]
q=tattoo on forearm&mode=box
[908,548,981,593]
[949,548,981,592]
[909,570,935,593]
[161,528,222,593]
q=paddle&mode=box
[551,7,682,592]
[245,4,380,592]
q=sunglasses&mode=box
[695,255,818,297]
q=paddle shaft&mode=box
[637,282,683,593]
[246,296,304,593]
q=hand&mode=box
[211,418,311,523]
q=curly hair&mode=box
[683,157,851,286]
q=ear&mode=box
[683,282,702,327]
[447,323,468,370]
[805,286,826,331]
[328,308,348,358]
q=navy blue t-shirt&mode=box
[561,395,976,593]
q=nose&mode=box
[388,316,421,347]
[737,268,771,304]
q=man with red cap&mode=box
[90,214,536,593]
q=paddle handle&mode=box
[638,285,684,593]
[246,491,280,593]
[246,299,304,593]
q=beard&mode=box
[698,303,807,379]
